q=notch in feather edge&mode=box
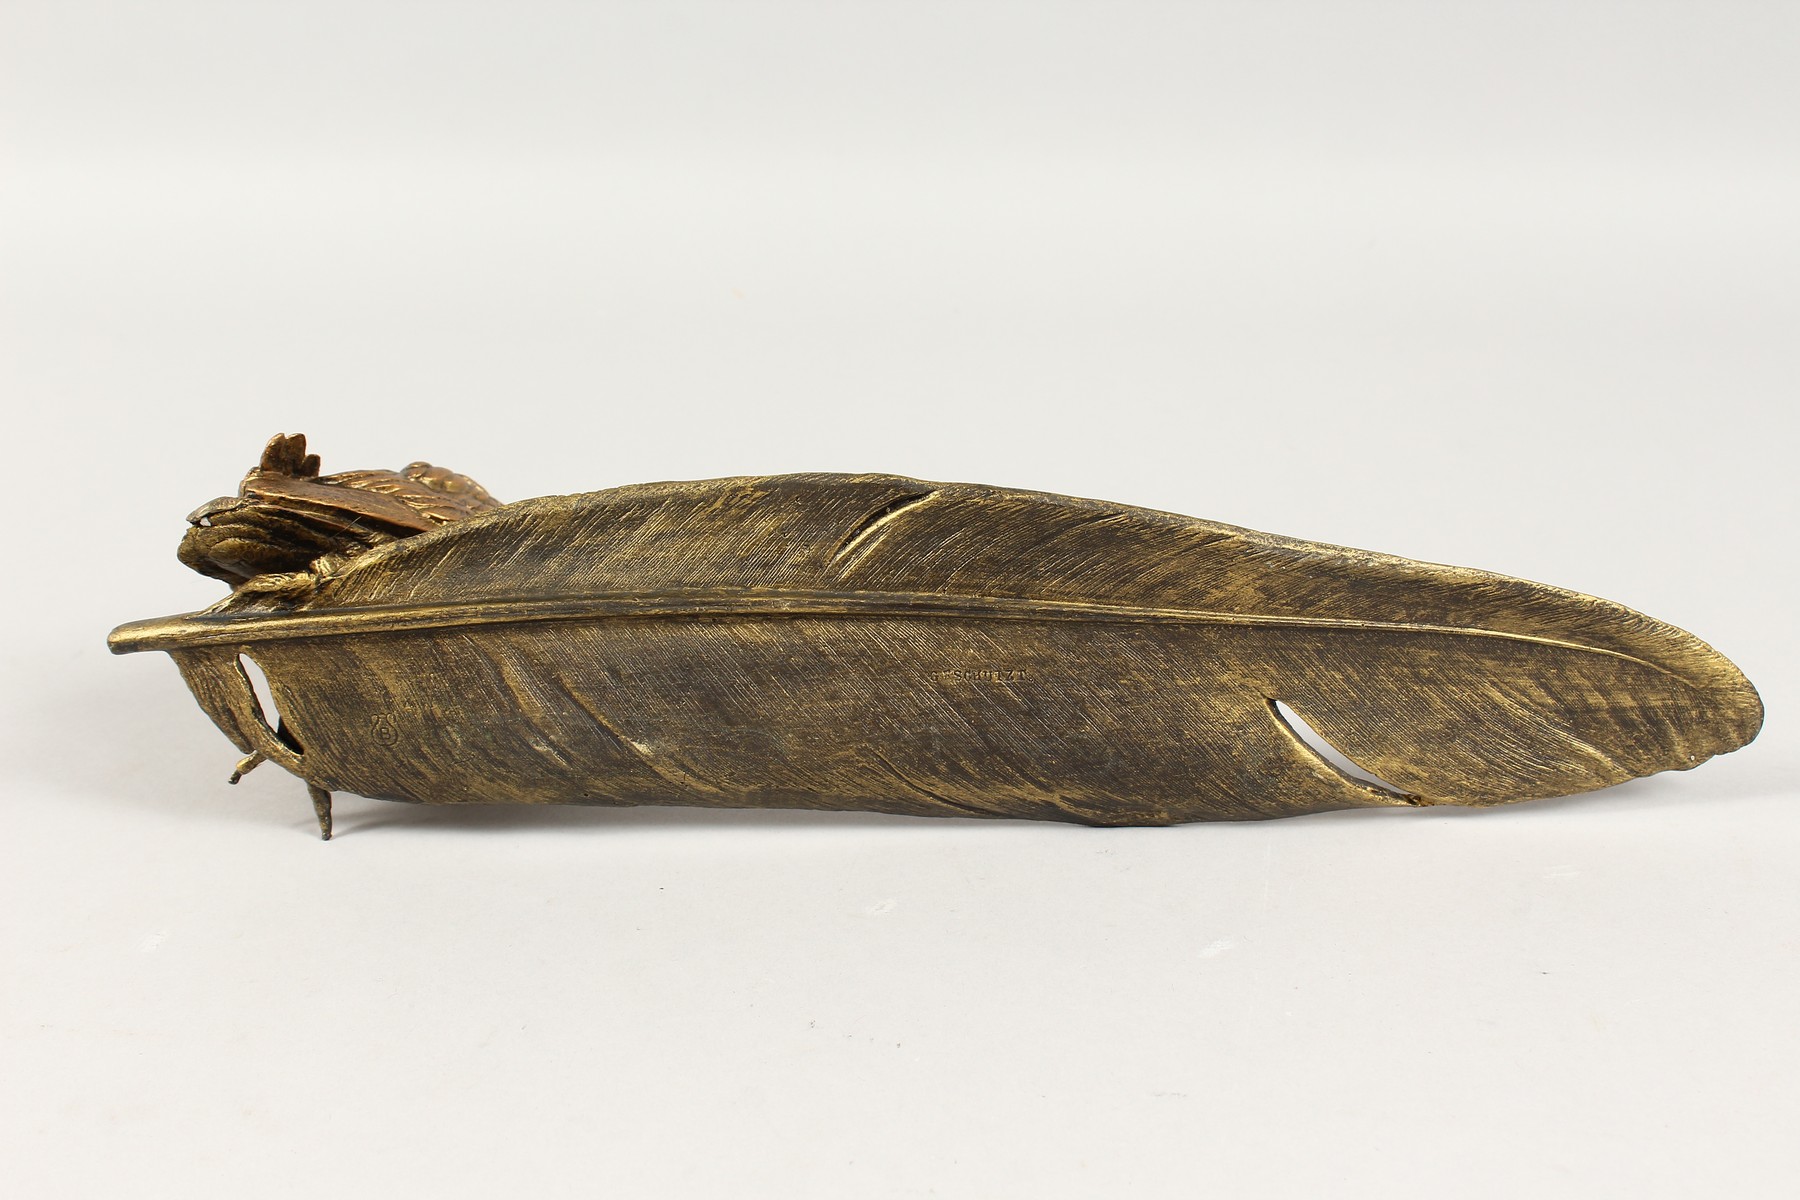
[110,444,1763,830]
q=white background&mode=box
[4,3,1796,1196]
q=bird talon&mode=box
[227,751,265,784]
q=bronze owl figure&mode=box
[178,433,500,589]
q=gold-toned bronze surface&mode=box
[111,435,1762,838]
[177,433,500,589]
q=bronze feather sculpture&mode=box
[109,434,1762,839]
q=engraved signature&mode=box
[926,668,1029,684]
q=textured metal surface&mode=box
[111,437,1762,838]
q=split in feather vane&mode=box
[111,444,1762,837]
